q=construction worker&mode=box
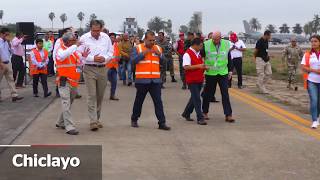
[29,39,51,98]
[55,32,90,135]
[130,31,171,131]
[282,37,303,91]
[202,31,235,123]
[53,27,72,97]
[106,32,121,101]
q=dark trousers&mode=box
[178,56,186,86]
[202,75,232,116]
[131,83,166,125]
[229,57,243,87]
[47,55,55,75]
[11,54,25,86]
[183,83,204,121]
[107,68,117,97]
[33,73,48,95]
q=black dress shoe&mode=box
[159,124,171,131]
[110,96,119,101]
[44,92,52,98]
[171,77,177,83]
[128,82,132,86]
[56,124,65,129]
[75,94,82,99]
[66,129,79,135]
[197,120,207,125]
[12,96,24,102]
[131,121,139,128]
[34,94,39,97]
[182,86,187,90]
[182,114,194,121]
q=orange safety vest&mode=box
[135,44,162,79]
[55,44,81,87]
[303,51,311,89]
[29,48,49,75]
[106,42,121,69]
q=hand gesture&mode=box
[82,48,90,58]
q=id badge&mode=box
[76,66,82,73]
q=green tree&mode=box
[312,14,320,33]
[48,12,55,29]
[304,21,313,37]
[249,18,261,31]
[188,13,202,33]
[60,13,67,28]
[0,10,3,25]
[265,24,277,33]
[164,19,172,34]
[77,12,85,30]
[292,23,303,34]
[147,16,165,33]
[279,23,290,33]
[137,26,145,39]
[179,25,188,34]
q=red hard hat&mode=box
[179,32,184,36]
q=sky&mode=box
[1,0,319,35]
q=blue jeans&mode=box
[107,68,118,97]
[121,61,132,82]
[131,83,166,125]
[307,80,320,122]
[182,83,204,121]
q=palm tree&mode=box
[179,25,188,34]
[279,23,290,33]
[313,14,320,33]
[77,12,85,30]
[0,10,3,25]
[189,12,202,33]
[60,13,67,28]
[265,24,277,33]
[292,23,303,34]
[249,18,261,32]
[304,22,313,37]
[147,16,165,33]
[48,12,55,29]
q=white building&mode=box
[123,18,138,35]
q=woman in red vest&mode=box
[182,38,208,125]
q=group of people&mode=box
[2,19,320,134]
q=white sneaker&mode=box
[311,121,319,129]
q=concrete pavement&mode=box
[11,80,320,180]
[0,77,56,145]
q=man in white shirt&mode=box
[78,20,113,131]
[229,32,246,89]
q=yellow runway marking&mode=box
[230,88,311,127]
[231,92,320,140]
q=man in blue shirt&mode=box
[0,28,23,102]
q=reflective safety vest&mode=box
[303,51,311,89]
[29,48,49,75]
[135,44,162,79]
[106,42,120,69]
[55,44,81,87]
[204,39,230,76]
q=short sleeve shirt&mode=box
[255,38,269,61]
